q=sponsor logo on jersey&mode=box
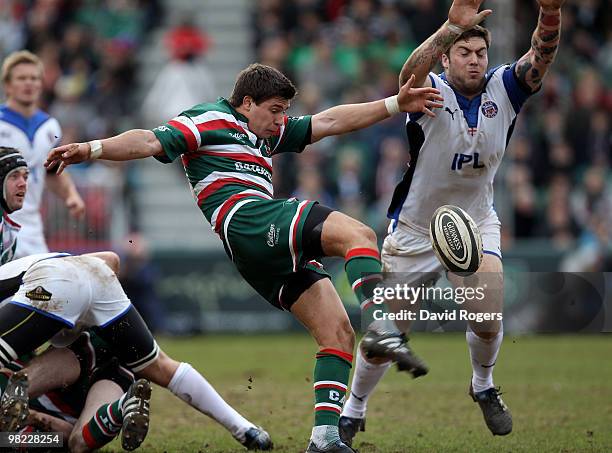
[153,125,171,132]
[451,153,486,171]
[229,132,247,142]
[267,224,280,247]
[25,286,52,301]
[235,162,272,180]
[481,100,499,118]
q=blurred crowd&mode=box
[2,0,611,271]
[1,0,163,139]
[254,0,612,269]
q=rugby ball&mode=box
[429,205,483,275]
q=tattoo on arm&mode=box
[516,8,562,91]
[400,24,457,87]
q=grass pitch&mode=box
[102,333,611,452]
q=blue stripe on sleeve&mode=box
[502,63,534,114]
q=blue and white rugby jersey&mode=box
[0,105,62,256]
[387,63,533,235]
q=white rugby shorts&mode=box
[11,255,131,329]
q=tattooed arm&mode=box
[515,0,565,92]
[399,0,492,88]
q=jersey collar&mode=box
[217,97,249,123]
[0,104,50,143]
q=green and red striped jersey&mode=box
[152,98,311,233]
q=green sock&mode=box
[313,348,353,429]
[345,247,386,328]
[81,395,124,449]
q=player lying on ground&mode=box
[0,252,272,451]
[0,332,150,452]
[340,0,565,445]
[46,63,443,453]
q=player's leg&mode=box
[136,349,272,449]
[0,346,81,432]
[317,210,427,376]
[340,227,440,445]
[69,378,145,453]
[17,347,81,397]
[90,285,272,452]
[289,277,355,452]
[447,217,511,435]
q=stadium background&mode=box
[1,1,611,452]
[1,0,611,334]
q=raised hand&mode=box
[448,0,492,30]
[46,143,92,175]
[397,75,444,117]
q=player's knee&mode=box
[469,320,502,340]
[138,350,179,388]
[340,222,378,253]
[353,223,378,250]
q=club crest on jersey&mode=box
[481,101,498,118]
[26,286,52,301]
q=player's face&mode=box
[4,168,28,212]
[246,96,290,138]
[3,63,43,107]
[443,37,488,97]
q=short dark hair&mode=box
[446,25,491,56]
[229,63,297,107]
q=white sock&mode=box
[466,328,503,393]
[310,425,339,449]
[341,349,391,419]
[167,362,254,441]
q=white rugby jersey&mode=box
[387,63,533,235]
[0,105,62,256]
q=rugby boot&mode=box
[305,439,357,452]
[121,379,152,450]
[469,384,513,435]
[338,416,365,447]
[361,331,428,378]
[0,370,29,432]
[242,426,273,450]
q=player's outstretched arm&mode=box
[310,75,443,143]
[45,129,164,175]
[514,0,565,92]
[399,0,492,88]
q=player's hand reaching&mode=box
[46,142,92,174]
[536,0,565,10]
[448,0,492,31]
[397,74,444,118]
